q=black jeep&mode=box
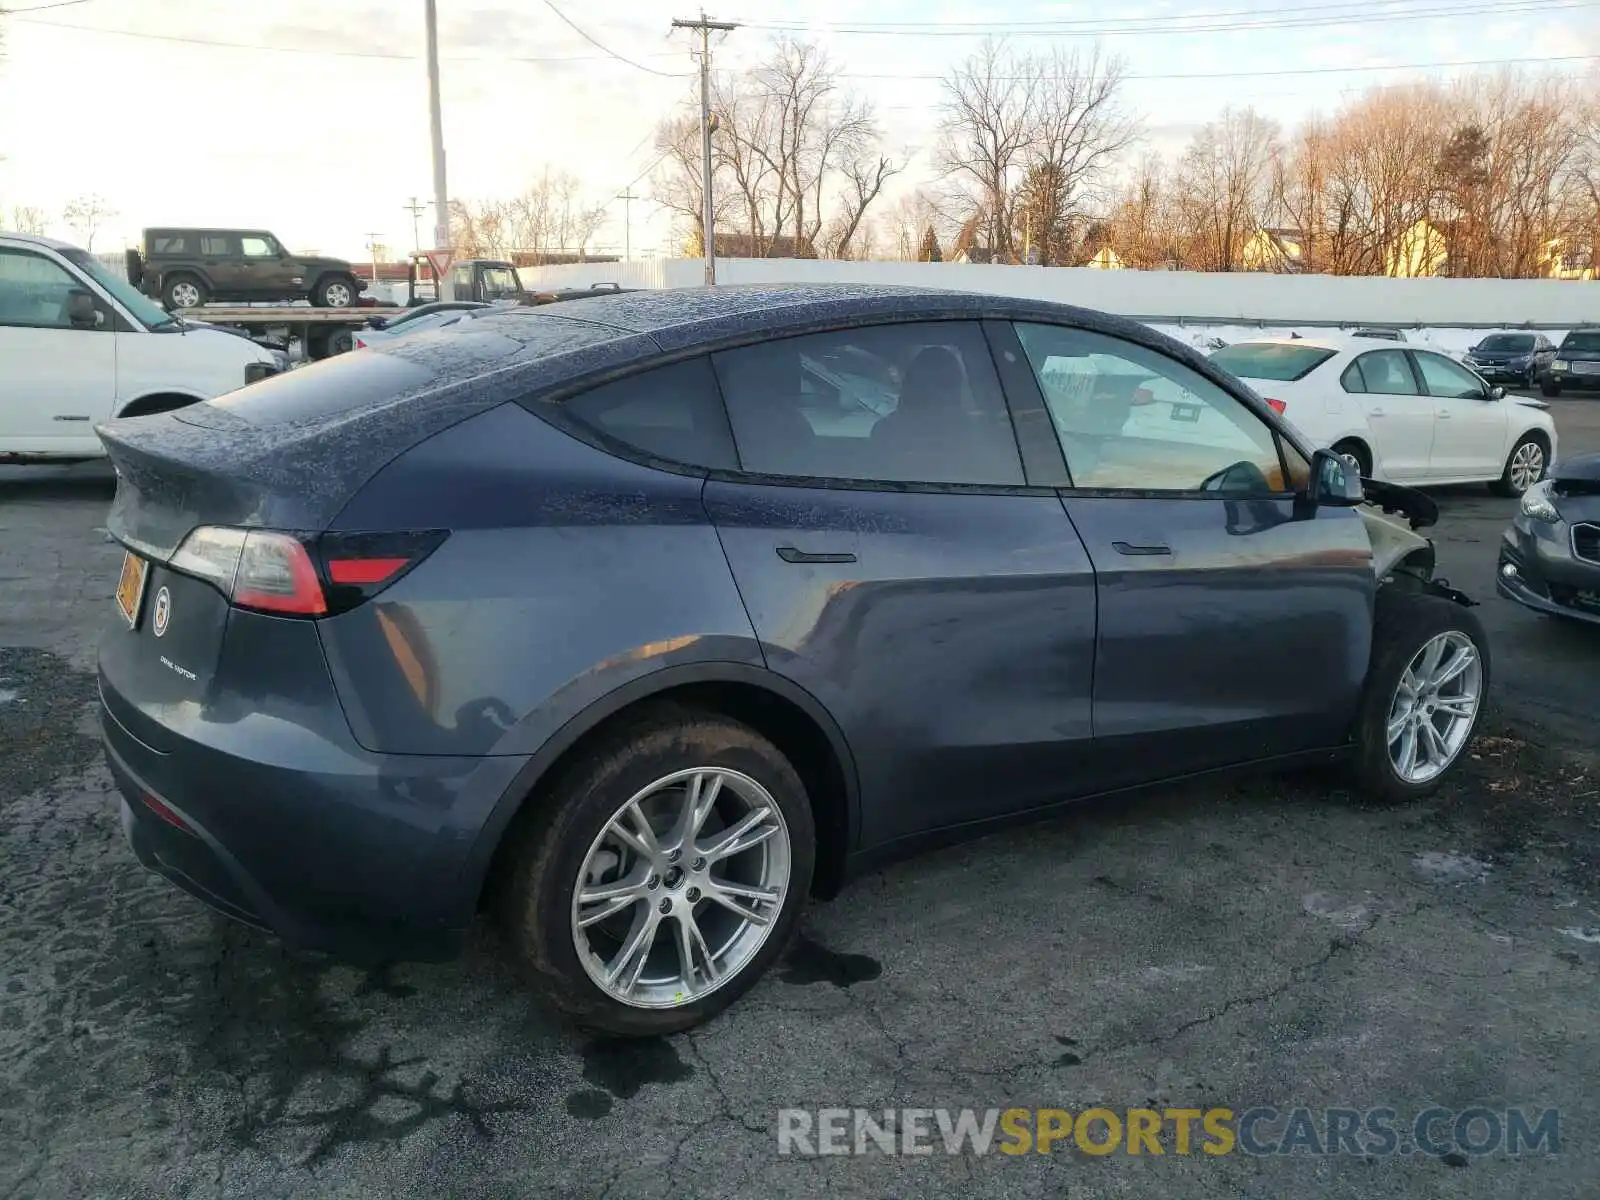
[127,228,365,310]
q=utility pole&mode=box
[364,232,383,291]
[403,197,427,253]
[424,0,454,299]
[672,13,737,285]
[615,188,638,262]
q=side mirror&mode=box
[67,289,101,329]
[1488,385,1506,399]
[1309,447,1364,507]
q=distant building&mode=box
[1385,220,1449,278]
[1241,228,1307,273]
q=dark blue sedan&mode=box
[95,284,1491,1036]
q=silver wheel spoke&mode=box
[701,807,778,861]
[606,910,660,996]
[705,882,776,926]
[1387,708,1411,743]
[673,910,719,992]
[1397,725,1419,777]
[1430,647,1476,690]
[1434,695,1477,717]
[609,800,661,860]
[1420,718,1449,766]
[1397,669,1420,699]
[577,870,649,927]
[1417,637,1447,680]
[672,771,724,847]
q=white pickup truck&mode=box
[1,232,285,464]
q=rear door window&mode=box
[711,322,1024,486]
[1348,350,1421,396]
[200,234,233,257]
[564,357,737,471]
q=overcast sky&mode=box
[1,0,1594,261]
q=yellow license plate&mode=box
[115,551,150,628]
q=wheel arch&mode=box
[158,267,213,293]
[465,662,861,914]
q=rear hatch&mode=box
[95,315,642,702]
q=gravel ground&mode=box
[1,403,1597,1199]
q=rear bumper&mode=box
[1496,522,1600,626]
[100,663,530,964]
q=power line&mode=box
[742,0,1590,32]
[744,0,1597,38]
[540,0,691,77]
[0,0,96,11]
[8,14,683,65]
[844,50,1600,83]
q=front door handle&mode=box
[776,546,857,564]
[1112,541,1171,556]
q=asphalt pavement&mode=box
[0,405,1596,1199]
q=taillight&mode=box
[1264,397,1287,414]
[316,530,448,615]
[353,336,367,349]
[168,526,446,616]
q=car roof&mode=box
[0,232,80,253]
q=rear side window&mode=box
[150,233,191,254]
[711,322,1025,486]
[200,235,232,257]
[1346,350,1420,396]
[564,357,737,471]
[1209,342,1335,381]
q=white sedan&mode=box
[1209,337,1558,496]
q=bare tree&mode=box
[937,39,1038,260]
[62,194,116,251]
[1108,153,1180,268]
[824,153,902,259]
[6,205,48,236]
[1174,107,1280,271]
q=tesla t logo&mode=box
[152,587,171,638]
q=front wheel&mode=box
[162,274,207,310]
[496,705,815,1036]
[1541,378,1562,397]
[1489,434,1547,498]
[1351,590,1490,804]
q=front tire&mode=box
[162,274,207,310]
[1489,433,1548,498]
[1331,438,1372,479]
[1351,590,1489,804]
[496,705,815,1036]
[1541,378,1562,397]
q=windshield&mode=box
[61,249,176,329]
[1209,342,1336,381]
[1562,331,1600,352]
[1479,334,1534,352]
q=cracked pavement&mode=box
[1,398,1598,1199]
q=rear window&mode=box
[1208,342,1336,381]
[1479,334,1534,351]
[564,357,738,471]
[1561,331,1600,352]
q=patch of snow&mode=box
[1302,892,1373,930]
[1411,852,1492,883]
[1139,963,1217,983]
[1558,927,1600,944]
[0,689,17,705]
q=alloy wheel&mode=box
[571,767,791,1009]
[1386,631,1482,784]
[170,282,200,308]
[1509,441,1545,494]
[324,282,353,307]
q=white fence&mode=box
[519,257,1600,330]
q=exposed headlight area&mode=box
[1520,480,1563,524]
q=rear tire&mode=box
[162,274,207,310]
[1351,590,1490,805]
[1331,438,1372,478]
[1489,433,1547,498]
[311,275,357,308]
[495,704,815,1037]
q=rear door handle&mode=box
[1112,541,1171,556]
[776,546,857,564]
[1368,407,1386,417]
